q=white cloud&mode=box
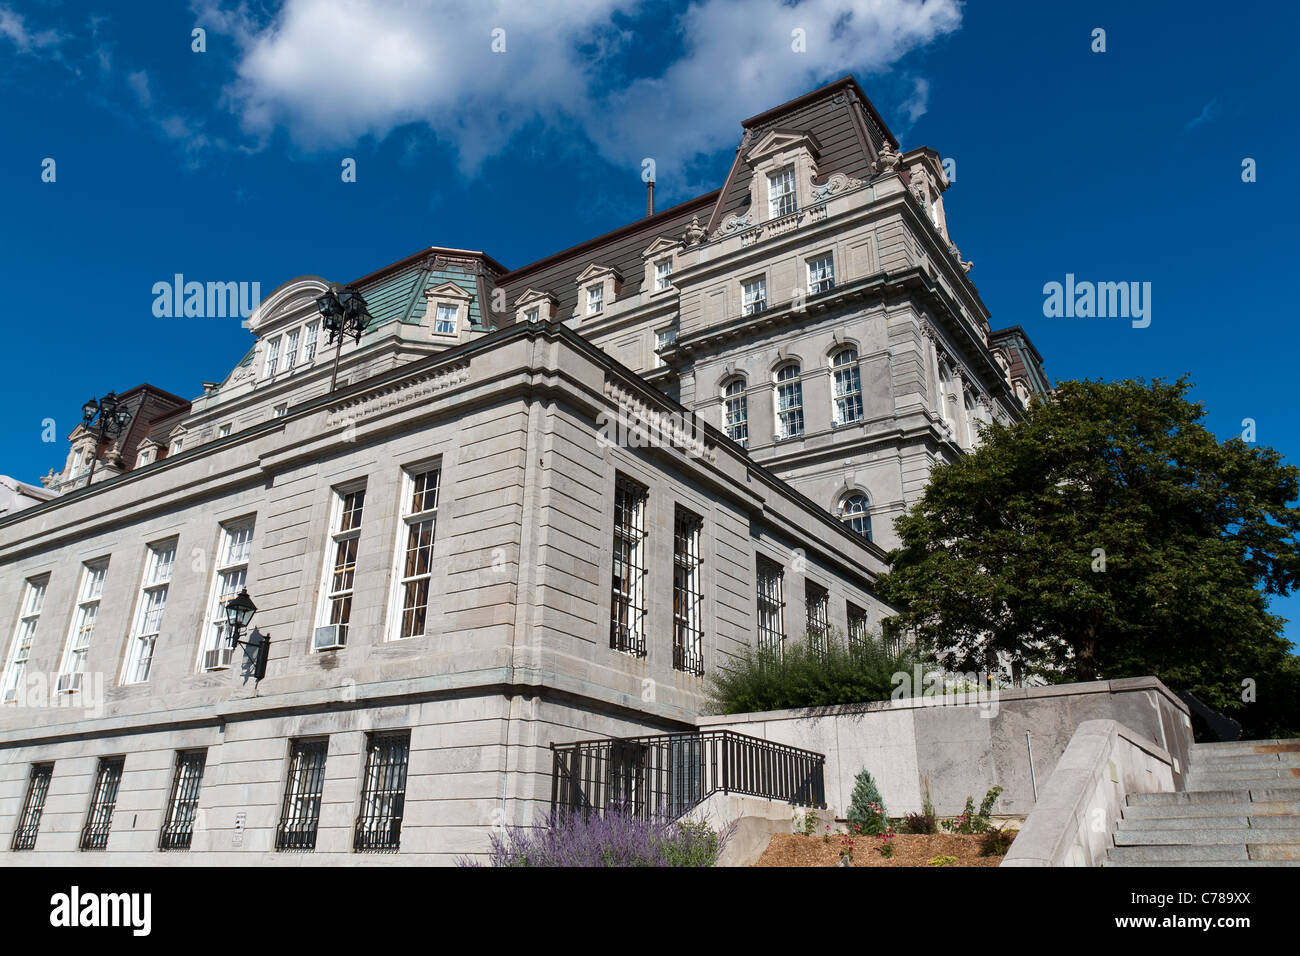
[0,4,62,53]
[1185,97,1221,131]
[196,0,962,182]
[897,76,930,128]
[127,70,153,109]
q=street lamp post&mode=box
[315,284,372,392]
[79,392,133,488]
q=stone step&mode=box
[1194,753,1300,771]
[1103,859,1300,867]
[1122,801,1300,820]
[1186,774,1300,791]
[1107,844,1250,863]
[1113,827,1300,846]
[1191,739,1300,756]
[1117,814,1300,831]
[1128,787,1300,805]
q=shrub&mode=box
[792,808,818,836]
[465,811,733,867]
[846,768,889,835]
[705,628,935,715]
[979,826,1018,857]
[927,855,958,867]
[902,811,938,834]
[944,786,1003,834]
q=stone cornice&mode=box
[324,362,470,428]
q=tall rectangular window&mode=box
[672,508,704,675]
[10,763,53,851]
[586,284,604,315]
[768,167,797,218]
[433,303,458,335]
[847,602,870,655]
[276,739,328,851]
[159,750,206,851]
[724,380,748,447]
[805,581,829,656]
[320,486,365,647]
[284,328,300,368]
[756,557,785,655]
[354,732,410,852]
[80,756,125,850]
[303,322,319,362]
[775,364,804,439]
[610,476,649,657]
[395,468,439,639]
[742,277,767,315]
[654,259,673,291]
[263,336,281,378]
[125,542,176,684]
[58,561,107,694]
[832,349,864,426]
[807,254,835,294]
[202,520,254,670]
[3,577,47,704]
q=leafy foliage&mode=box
[466,811,733,867]
[944,786,1002,834]
[706,627,933,715]
[876,377,1300,736]
[902,810,938,834]
[979,826,1018,857]
[846,768,889,835]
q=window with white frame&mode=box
[755,557,785,655]
[394,467,440,639]
[284,328,300,368]
[524,306,540,323]
[655,327,676,367]
[433,303,458,336]
[610,476,648,657]
[831,348,863,425]
[58,561,107,691]
[654,259,674,291]
[263,336,281,378]
[775,364,804,439]
[273,403,288,418]
[2,577,47,704]
[217,423,232,438]
[807,254,835,294]
[171,438,183,455]
[742,276,767,315]
[201,519,254,671]
[841,494,872,542]
[303,322,319,363]
[320,486,365,646]
[768,167,797,218]
[672,507,704,675]
[723,379,748,447]
[805,581,829,656]
[124,541,176,684]
[586,284,604,316]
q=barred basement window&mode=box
[158,750,206,851]
[10,763,53,851]
[276,739,328,851]
[847,602,870,655]
[80,756,124,851]
[756,557,785,655]
[723,379,748,447]
[395,468,440,639]
[806,581,830,657]
[610,476,649,657]
[354,732,410,852]
[672,508,704,675]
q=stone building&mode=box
[0,76,1046,864]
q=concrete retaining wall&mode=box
[698,677,1192,817]
[1000,719,1175,867]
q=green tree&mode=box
[846,768,888,835]
[875,377,1300,734]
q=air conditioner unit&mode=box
[313,625,346,651]
[203,647,233,671]
[56,672,83,694]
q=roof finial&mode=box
[645,178,655,218]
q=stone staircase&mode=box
[1104,738,1300,866]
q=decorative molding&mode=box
[326,363,470,428]
[602,376,716,464]
[810,169,864,202]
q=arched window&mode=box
[723,378,748,447]
[774,364,803,439]
[840,494,872,541]
[831,348,863,425]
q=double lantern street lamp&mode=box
[315,284,372,391]
[222,588,270,681]
[79,392,133,487]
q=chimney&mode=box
[645,179,655,218]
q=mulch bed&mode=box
[754,832,1012,867]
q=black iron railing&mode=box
[551,730,825,819]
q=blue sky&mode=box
[1,0,1297,640]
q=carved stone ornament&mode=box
[877,142,901,173]
[810,169,865,202]
[681,215,707,245]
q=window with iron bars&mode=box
[158,750,206,851]
[610,476,649,657]
[354,732,410,852]
[847,602,870,656]
[806,581,830,657]
[672,508,704,675]
[80,756,124,850]
[10,763,53,851]
[276,739,328,851]
[756,556,785,655]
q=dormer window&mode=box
[284,328,300,368]
[524,307,540,323]
[433,303,458,335]
[586,284,604,315]
[217,423,232,438]
[654,259,674,291]
[171,439,183,455]
[768,167,797,218]
[263,337,281,378]
[514,289,558,325]
[742,276,767,315]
